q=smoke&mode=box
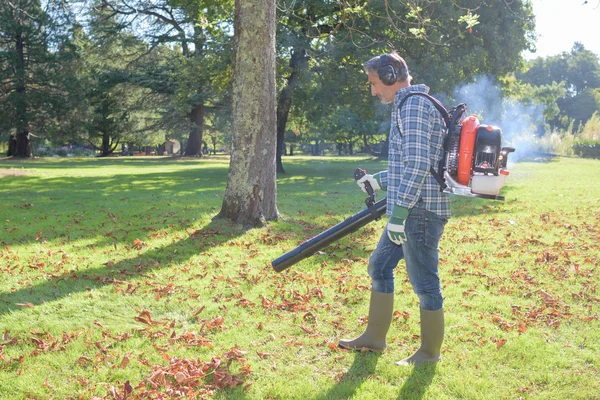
[444,75,545,162]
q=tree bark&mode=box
[14,129,31,157]
[185,104,204,156]
[99,132,119,156]
[218,0,278,228]
[12,22,31,158]
[276,49,309,174]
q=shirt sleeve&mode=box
[377,170,388,190]
[396,96,433,208]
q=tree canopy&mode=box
[2,0,598,161]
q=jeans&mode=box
[367,207,447,311]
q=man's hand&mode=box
[387,206,410,245]
[356,173,382,193]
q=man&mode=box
[338,52,450,366]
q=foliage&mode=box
[271,0,537,164]
[0,0,541,160]
[528,130,576,157]
[519,43,600,131]
[0,156,599,399]
[0,0,78,156]
[501,75,566,135]
[572,139,600,159]
[96,0,234,156]
[579,111,600,140]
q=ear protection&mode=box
[378,54,398,86]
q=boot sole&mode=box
[338,343,385,353]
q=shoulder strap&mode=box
[396,91,450,191]
[397,92,451,129]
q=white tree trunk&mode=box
[218,0,279,227]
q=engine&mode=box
[443,111,515,200]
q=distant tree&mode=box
[276,0,536,161]
[73,3,167,156]
[275,1,347,173]
[501,74,566,134]
[519,43,600,130]
[0,0,75,157]
[218,0,278,227]
[98,0,233,156]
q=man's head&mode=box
[364,52,411,104]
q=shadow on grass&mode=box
[0,165,230,248]
[0,218,242,317]
[397,362,437,400]
[314,352,381,400]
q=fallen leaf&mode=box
[76,356,93,366]
[120,352,132,368]
[496,338,507,349]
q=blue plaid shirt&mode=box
[378,84,451,219]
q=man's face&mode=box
[367,71,395,104]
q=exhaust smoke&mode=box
[448,75,545,163]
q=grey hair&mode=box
[363,51,412,84]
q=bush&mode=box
[532,131,575,156]
[572,139,600,159]
[579,112,600,141]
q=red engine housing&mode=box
[457,115,480,186]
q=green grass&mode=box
[0,155,599,400]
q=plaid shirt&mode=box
[378,84,452,219]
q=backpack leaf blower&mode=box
[271,93,516,272]
[399,92,516,200]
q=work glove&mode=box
[356,173,382,193]
[387,205,410,245]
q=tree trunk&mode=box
[276,49,309,174]
[14,129,31,157]
[7,135,17,156]
[100,132,111,156]
[99,132,119,157]
[12,24,31,158]
[312,139,320,156]
[185,104,204,156]
[218,0,278,228]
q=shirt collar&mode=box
[394,84,430,105]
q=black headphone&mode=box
[378,54,398,86]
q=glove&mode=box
[356,173,382,193]
[387,206,410,245]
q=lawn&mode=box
[0,155,599,399]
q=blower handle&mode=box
[354,168,380,220]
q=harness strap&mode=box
[397,92,450,191]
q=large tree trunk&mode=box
[99,132,119,157]
[7,135,17,156]
[12,24,32,158]
[13,129,31,157]
[218,0,278,228]
[185,104,204,156]
[276,49,309,174]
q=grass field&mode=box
[0,155,599,400]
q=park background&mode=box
[2,0,600,399]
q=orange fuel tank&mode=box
[457,115,480,186]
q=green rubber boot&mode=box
[338,290,394,352]
[396,308,444,366]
